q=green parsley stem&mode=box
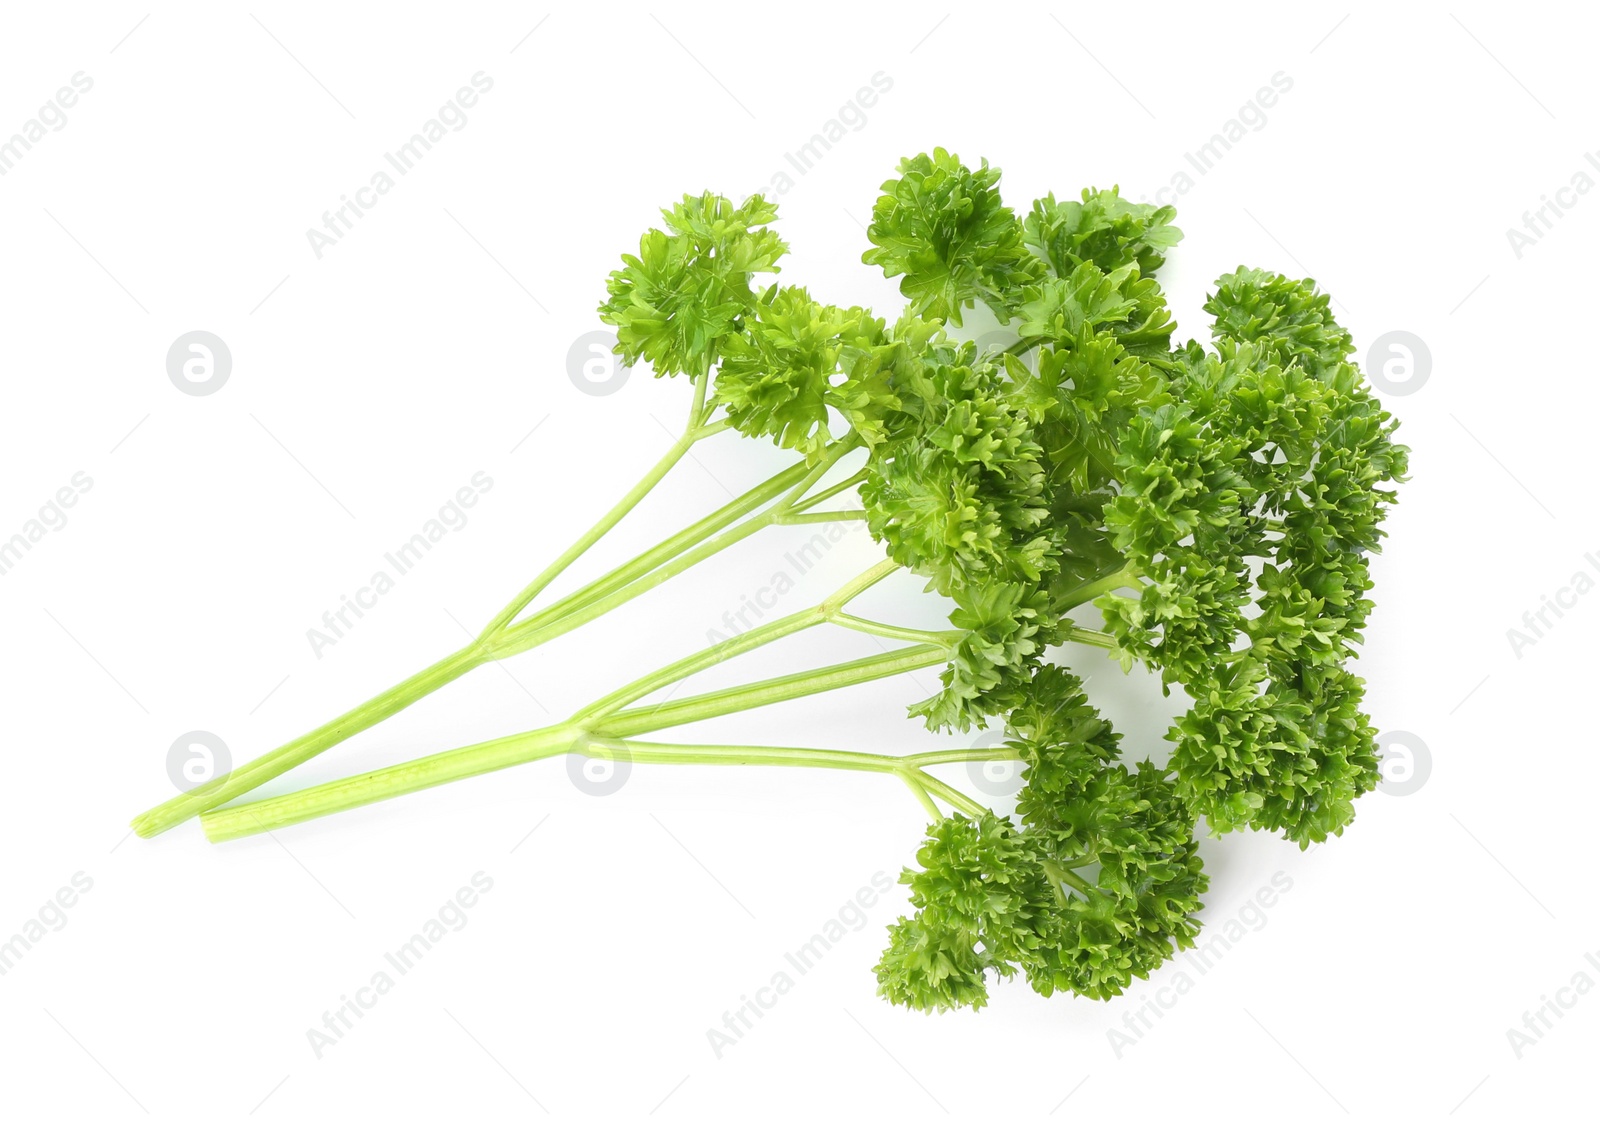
[482,377,708,638]
[200,732,990,842]
[197,608,957,841]
[132,642,487,839]
[1056,565,1145,610]
[1001,334,1047,356]
[134,423,862,839]
[594,645,951,738]
[774,509,867,525]
[1062,626,1117,649]
[790,468,868,511]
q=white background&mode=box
[0,2,1593,1125]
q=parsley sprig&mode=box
[131,150,1406,1014]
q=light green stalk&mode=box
[199,563,973,841]
[200,733,1008,843]
[130,400,863,838]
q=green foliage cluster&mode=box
[133,146,1404,1022]
[602,148,1405,1010]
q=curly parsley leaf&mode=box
[862,148,1041,326]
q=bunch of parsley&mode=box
[131,149,1406,1013]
